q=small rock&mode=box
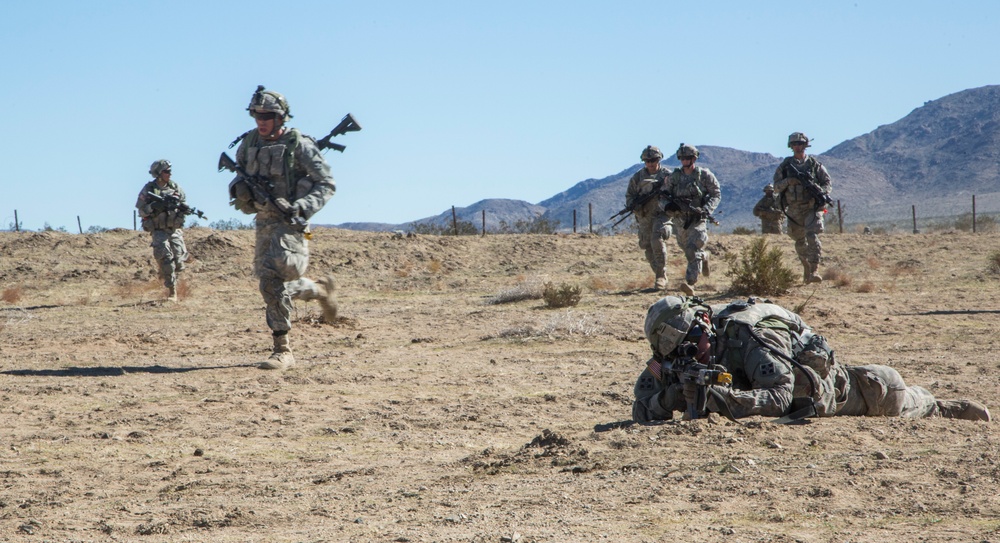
[874,451,889,460]
[193,448,204,457]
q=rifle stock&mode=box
[316,113,362,152]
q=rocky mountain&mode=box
[337,85,1000,232]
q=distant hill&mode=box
[339,85,1000,232]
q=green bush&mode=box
[731,226,755,235]
[542,282,581,308]
[410,220,478,236]
[211,218,254,231]
[723,237,797,296]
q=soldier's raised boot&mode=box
[680,282,695,296]
[317,275,339,323]
[936,400,991,421]
[260,332,295,371]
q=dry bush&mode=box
[487,277,545,305]
[176,280,192,300]
[428,259,443,274]
[1,286,23,304]
[988,251,1000,275]
[866,255,881,269]
[542,282,582,308]
[112,279,162,298]
[586,276,615,292]
[855,281,876,293]
[889,259,921,278]
[723,237,796,296]
[824,268,852,288]
[624,275,654,291]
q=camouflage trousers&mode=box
[636,213,671,278]
[254,218,324,333]
[150,229,187,289]
[760,217,783,235]
[835,365,938,418]
[786,209,824,265]
[672,219,708,285]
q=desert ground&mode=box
[0,226,997,543]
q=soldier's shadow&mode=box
[1,363,254,377]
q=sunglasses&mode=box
[253,112,278,121]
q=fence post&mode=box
[451,206,458,236]
[134,210,137,231]
[588,203,593,234]
[912,205,917,234]
[481,209,485,237]
[836,200,843,234]
[77,216,83,234]
[973,194,977,233]
[572,210,577,233]
[14,209,19,232]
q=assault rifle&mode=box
[784,162,833,210]
[146,192,207,221]
[661,193,720,229]
[226,112,363,151]
[656,342,732,420]
[609,182,664,227]
[316,113,362,152]
[217,152,307,231]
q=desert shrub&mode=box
[2,286,23,304]
[496,215,560,234]
[410,220,478,236]
[988,251,1000,275]
[855,281,876,293]
[488,278,545,305]
[723,237,796,296]
[586,276,615,292]
[824,268,851,288]
[731,226,756,235]
[86,225,109,234]
[211,218,254,231]
[542,282,581,308]
[42,223,68,233]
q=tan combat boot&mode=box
[936,400,991,421]
[167,285,178,302]
[654,274,667,290]
[259,333,295,371]
[680,282,695,296]
[317,275,339,323]
[804,262,823,284]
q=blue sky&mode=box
[1,1,997,231]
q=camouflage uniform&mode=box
[229,87,337,370]
[632,297,990,422]
[752,185,784,234]
[625,146,672,287]
[772,133,832,282]
[661,145,720,290]
[135,160,188,298]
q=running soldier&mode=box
[660,144,721,297]
[632,296,991,423]
[752,184,783,234]
[135,159,188,302]
[773,132,832,283]
[228,86,339,370]
[624,145,672,289]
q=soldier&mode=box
[228,86,339,371]
[773,132,832,283]
[625,145,672,290]
[752,184,784,234]
[632,296,991,423]
[135,159,188,302]
[660,144,721,297]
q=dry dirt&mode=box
[0,227,998,543]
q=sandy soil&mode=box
[0,227,997,543]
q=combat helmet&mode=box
[640,145,664,162]
[149,159,171,178]
[676,143,699,159]
[764,184,774,192]
[644,296,712,357]
[787,132,810,148]
[247,85,292,121]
